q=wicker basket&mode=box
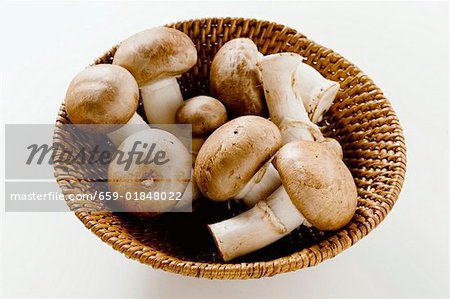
[53,18,407,279]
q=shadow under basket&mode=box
[53,18,407,279]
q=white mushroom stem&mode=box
[209,186,308,262]
[235,159,281,207]
[258,53,324,144]
[140,77,183,124]
[106,112,148,147]
[293,62,340,123]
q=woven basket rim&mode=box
[53,17,407,279]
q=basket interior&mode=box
[53,18,406,278]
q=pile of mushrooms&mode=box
[64,28,357,261]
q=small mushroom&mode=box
[210,38,265,117]
[293,62,340,123]
[113,27,197,124]
[64,64,147,146]
[208,140,357,261]
[194,115,282,203]
[108,129,191,214]
[175,95,227,159]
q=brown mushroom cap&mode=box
[112,27,197,85]
[175,96,227,137]
[194,115,282,201]
[210,38,265,117]
[65,64,139,133]
[274,140,357,231]
[321,137,344,160]
[108,129,191,213]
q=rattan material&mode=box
[53,18,407,279]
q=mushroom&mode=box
[210,38,265,117]
[258,53,343,156]
[175,95,227,159]
[113,27,197,124]
[64,64,147,147]
[293,61,340,123]
[108,129,191,214]
[236,53,342,206]
[257,52,325,143]
[194,115,282,204]
[208,140,358,261]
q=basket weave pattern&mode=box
[53,18,406,279]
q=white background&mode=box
[1,1,449,298]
